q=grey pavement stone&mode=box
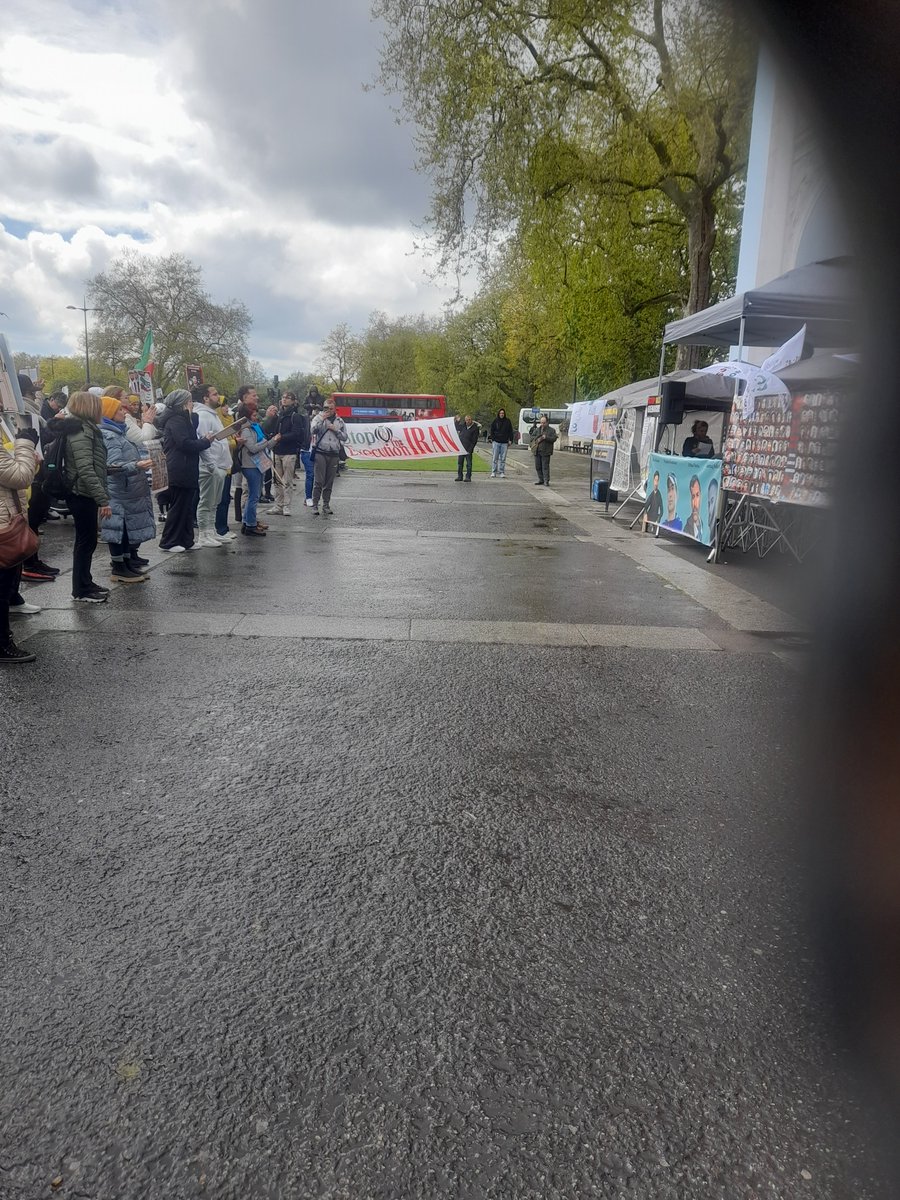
[233,614,411,641]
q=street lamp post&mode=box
[66,296,96,386]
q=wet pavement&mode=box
[0,461,889,1198]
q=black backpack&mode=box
[42,433,69,500]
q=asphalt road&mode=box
[0,462,889,1199]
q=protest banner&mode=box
[647,452,723,547]
[344,417,467,461]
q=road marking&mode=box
[18,612,723,652]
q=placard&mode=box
[647,452,723,546]
[591,405,619,475]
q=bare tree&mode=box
[87,250,252,389]
[316,322,363,391]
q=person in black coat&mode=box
[268,392,310,516]
[155,389,211,552]
[681,420,716,458]
[488,408,514,478]
[454,415,480,482]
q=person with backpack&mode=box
[155,389,213,553]
[50,391,113,603]
[99,394,155,582]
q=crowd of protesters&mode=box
[0,377,347,664]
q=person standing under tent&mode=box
[682,420,716,458]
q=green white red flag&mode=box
[135,329,155,375]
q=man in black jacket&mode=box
[454,415,480,482]
[488,408,514,478]
[268,391,309,516]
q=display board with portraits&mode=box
[722,391,843,508]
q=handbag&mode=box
[0,489,40,569]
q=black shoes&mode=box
[455,476,463,482]
[323,506,334,515]
[75,587,109,604]
[129,555,151,568]
[0,639,35,664]
[110,561,147,583]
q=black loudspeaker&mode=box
[659,380,686,426]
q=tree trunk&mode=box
[676,191,717,369]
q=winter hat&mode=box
[163,389,191,411]
[101,395,124,421]
[88,386,103,397]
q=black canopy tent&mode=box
[661,256,858,351]
[657,259,858,564]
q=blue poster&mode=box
[646,452,723,546]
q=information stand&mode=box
[588,404,619,507]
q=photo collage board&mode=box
[722,391,844,508]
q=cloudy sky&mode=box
[0,0,458,376]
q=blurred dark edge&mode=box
[751,0,900,1168]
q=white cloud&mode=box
[0,0,463,376]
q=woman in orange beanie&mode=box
[99,394,154,582]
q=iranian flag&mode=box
[135,329,155,375]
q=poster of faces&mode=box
[722,391,843,508]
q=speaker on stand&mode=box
[655,380,686,452]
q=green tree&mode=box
[356,311,441,393]
[375,0,755,363]
[87,250,252,389]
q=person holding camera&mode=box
[310,397,347,515]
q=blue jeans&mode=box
[242,467,263,527]
[491,442,508,474]
[300,451,314,500]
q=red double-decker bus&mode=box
[331,393,446,423]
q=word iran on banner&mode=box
[345,417,467,460]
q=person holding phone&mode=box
[235,388,280,536]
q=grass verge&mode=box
[347,455,490,473]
